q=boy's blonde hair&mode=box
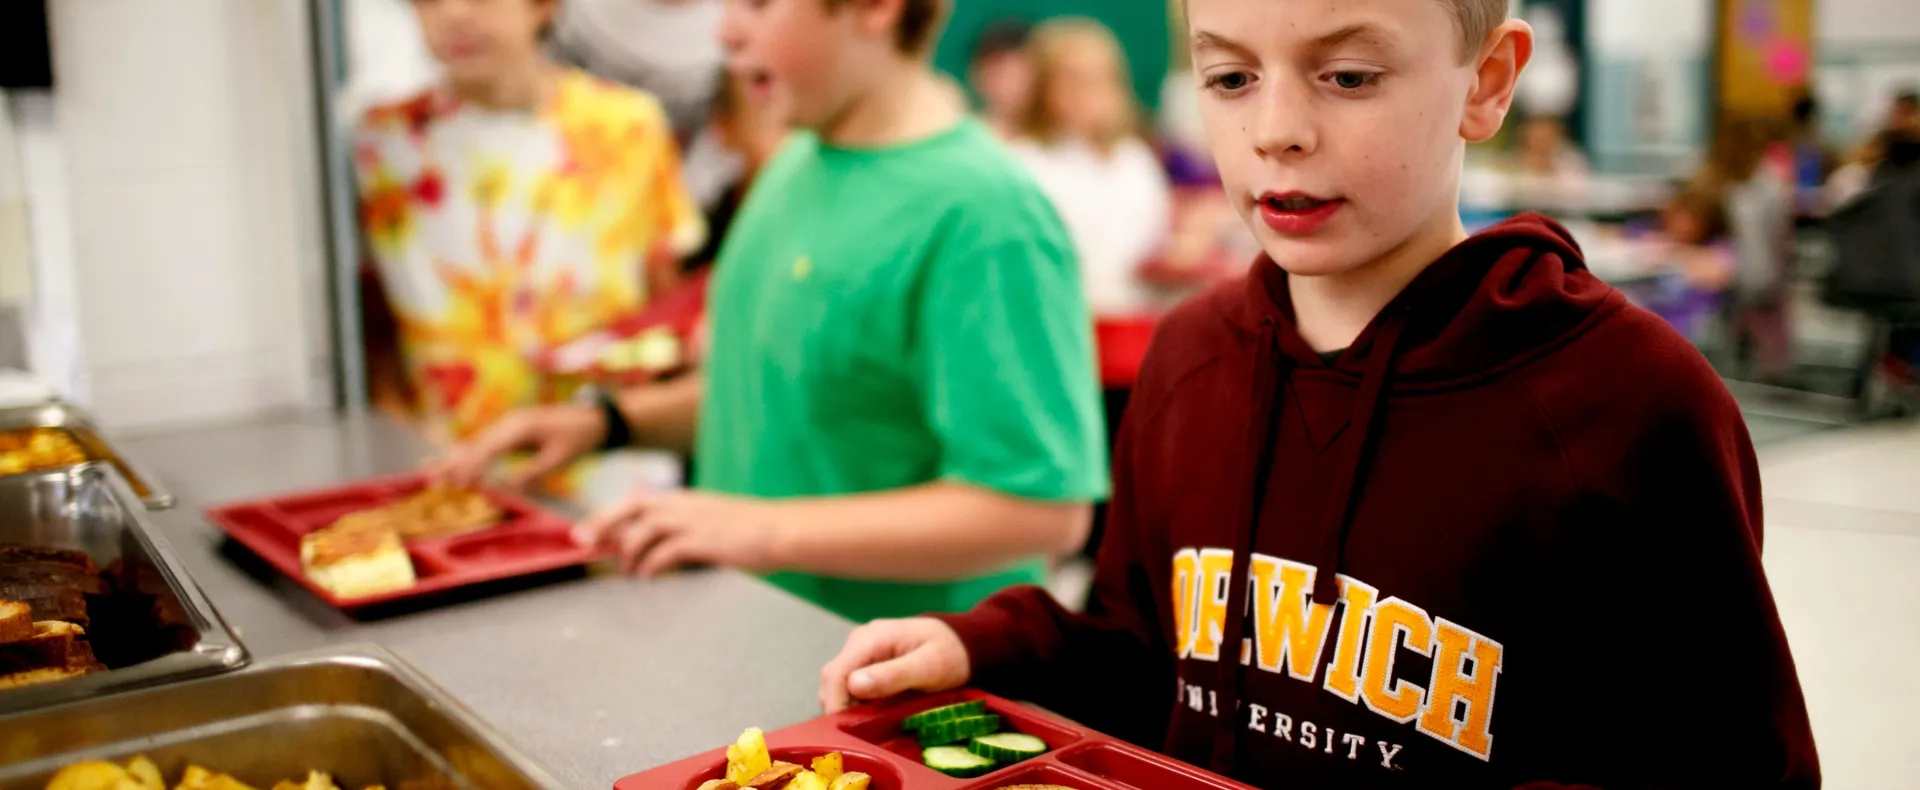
[1446,0,1509,61]
[823,0,949,54]
[1170,0,1508,63]
[1019,17,1140,154]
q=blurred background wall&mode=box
[932,0,1171,111]
[7,0,333,430]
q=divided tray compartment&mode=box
[612,689,1257,790]
[206,474,598,616]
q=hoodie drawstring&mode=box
[1208,309,1412,777]
[1310,309,1407,604]
[1210,318,1288,776]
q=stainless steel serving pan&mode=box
[0,399,174,509]
[0,463,245,712]
[0,645,570,790]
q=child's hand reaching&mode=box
[819,618,971,713]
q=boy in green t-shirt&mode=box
[431,0,1109,622]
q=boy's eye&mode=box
[1203,71,1254,93]
[1330,72,1376,91]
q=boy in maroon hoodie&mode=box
[817,0,1820,787]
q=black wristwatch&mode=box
[595,390,634,450]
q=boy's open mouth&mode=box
[1257,192,1346,235]
[1262,194,1338,212]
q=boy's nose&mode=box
[716,2,746,51]
[1251,79,1319,159]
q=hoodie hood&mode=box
[1208,214,1628,774]
[1234,213,1621,383]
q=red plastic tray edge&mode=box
[204,473,601,612]
[610,689,1257,790]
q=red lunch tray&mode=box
[206,474,599,614]
[614,688,1256,790]
[1095,317,1159,389]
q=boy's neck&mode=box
[1288,211,1470,353]
[451,59,558,112]
[819,63,966,149]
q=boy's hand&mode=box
[424,403,607,489]
[819,618,970,713]
[573,490,782,576]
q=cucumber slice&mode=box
[900,700,986,732]
[968,732,1048,763]
[923,745,997,778]
[915,714,1003,747]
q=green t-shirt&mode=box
[695,119,1109,623]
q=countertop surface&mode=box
[122,414,854,789]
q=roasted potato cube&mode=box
[745,762,802,790]
[784,774,828,790]
[270,773,341,790]
[809,754,842,783]
[725,728,771,786]
[827,773,870,790]
[695,782,741,790]
[174,766,261,790]
[122,757,165,790]
[46,761,132,790]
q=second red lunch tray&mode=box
[614,688,1257,790]
[206,474,599,614]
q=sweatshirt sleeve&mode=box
[931,418,1175,749]
[1532,390,1820,789]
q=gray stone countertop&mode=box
[121,413,854,789]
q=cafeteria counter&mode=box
[120,413,855,789]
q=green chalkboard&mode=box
[932,0,1174,111]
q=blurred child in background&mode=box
[1509,114,1589,209]
[1890,89,1920,138]
[545,0,726,142]
[1642,187,1736,341]
[356,0,704,494]
[1788,94,1833,216]
[967,19,1034,141]
[1699,118,1797,384]
[1008,18,1172,318]
[1515,115,1588,179]
[1661,188,1735,292]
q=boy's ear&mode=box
[1460,20,1535,144]
[841,0,908,44]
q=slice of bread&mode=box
[16,591,89,627]
[391,485,502,540]
[300,521,416,599]
[0,620,85,673]
[0,599,31,643]
[0,561,109,595]
[0,664,91,689]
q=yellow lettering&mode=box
[1248,554,1334,681]
[1189,549,1234,661]
[1171,549,1199,658]
[1361,597,1432,723]
[1322,575,1379,701]
[1417,618,1503,760]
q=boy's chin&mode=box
[1257,236,1376,279]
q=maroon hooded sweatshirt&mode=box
[936,215,1819,788]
